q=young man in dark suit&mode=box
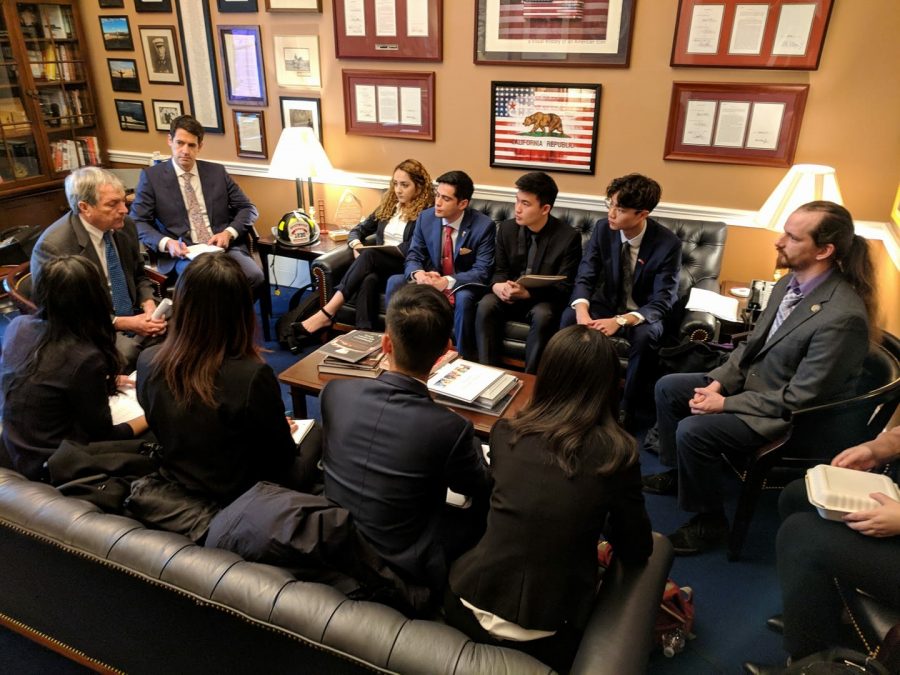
[647,202,874,555]
[561,173,682,426]
[385,170,495,360]
[129,115,263,288]
[320,284,491,594]
[474,172,582,373]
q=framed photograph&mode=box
[490,81,601,174]
[333,0,442,61]
[218,0,259,12]
[139,26,183,85]
[280,96,322,143]
[115,99,149,132]
[176,0,224,132]
[99,0,125,8]
[219,26,267,106]
[273,35,320,88]
[99,16,134,51]
[475,0,635,67]
[233,110,268,158]
[107,58,141,93]
[671,0,834,70]
[342,70,434,141]
[151,99,184,131]
[135,0,173,12]
[265,0,321,12]
[663,82,809,167]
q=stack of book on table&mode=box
[427,359,521,416]
[317,330,386,378]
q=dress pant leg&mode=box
[339,249,404,330]
[475,293,507,366]
[384,273,406,309]
[654,373,707,467]
[524,301,557,374]
[559,305,577,328]
[453,288,480,361]
[226,247,264,290]
[621,320,663,413]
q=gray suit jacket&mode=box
[709,271,869,440]
[31,212,156,311]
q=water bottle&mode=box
[661,628,686,657]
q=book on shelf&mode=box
[0,97,28,125]
[515,274,566,289]
[427,359,507,403]
[317,330,382,363]
[40,5,68,40]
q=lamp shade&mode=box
[754,164,844,232]
[267,127,334,181]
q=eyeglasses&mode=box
[603,199,643,216]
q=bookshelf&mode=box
[0,1,102,198]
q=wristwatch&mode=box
[615,315,629,327]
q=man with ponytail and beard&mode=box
[644,201,877,555]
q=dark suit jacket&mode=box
[129,159,258,273]
[321,371,491,589]
[403,207,496,289]
[31,211,155,311]
[570,218,681,323]
[709,271,869,440]
[349,211,417,254]
[449,419,652,632]
[491,215,582,309]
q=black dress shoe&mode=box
[766,614,785,635]
[667,513,729,555]
[743,661,784,675]
[642,469,678,495]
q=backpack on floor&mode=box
[275,290,320,352]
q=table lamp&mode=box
[268,127,334,224]
[754,164,844,232]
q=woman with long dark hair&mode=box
[445,325,652,672]
[297,158,434,337]
[0,256,147,480]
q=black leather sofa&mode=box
[311,198,727,365]
[0,467,674,674]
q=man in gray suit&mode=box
[31,167,166,371]
[644,201,876,554]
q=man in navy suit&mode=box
[321,284,491,594]
[561,173,681,425]
[385,170,495,360]
[130,115,263,288]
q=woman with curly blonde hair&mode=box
[298,159,434,336]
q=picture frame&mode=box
[490,81,601,174]
[139,26,184,85]
[99,16,134,51]
[217,0,259,13]
[218,26,267,107]
[273,35,321,88]
[280,96,322,144]
[342,70,434,141]
[151,99,184,132]
[233,109,268,159]
[663,82,809,168]
[176,0,224,132]
[134,0,173,12]
[333,0,442,61]
[475,0,635,67]
[265,0,321,12]
[107,58,141,93]
[115,99,149,132]
[671,0,835,70]
[99,0,125,8]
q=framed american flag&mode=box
[475,0,635,66]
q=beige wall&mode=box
[82,0,898,329]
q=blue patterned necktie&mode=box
[767,286,803,341]
[104,231,133,318]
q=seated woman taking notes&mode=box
[297,158,434,339]
[445,325,653,673]
[0,256,147,480]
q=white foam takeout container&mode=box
[806,464,900,521]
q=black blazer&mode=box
[491,215,582,308]
[348,211,417,254]
[449,419,652,632]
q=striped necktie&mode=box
[767,286,803,341]
[103,231,133,319]
[181,172,213,243]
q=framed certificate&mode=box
[664,82,809,167]
[219,26,268,107]
[233,110,268,159]
[671,0,834,70]
[342,69,434,140]
[333,0,442,61]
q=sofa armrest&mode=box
[570,532,673,675]
[678,277,719,342]
[310,246,355,307]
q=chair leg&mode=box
[727,459,772,561]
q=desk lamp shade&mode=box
[755,164,844,232]
[268,127,333,215]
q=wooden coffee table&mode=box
[278,351,534,438]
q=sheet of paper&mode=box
[223,32,262,99]
[374,0,397,37]
[354,84,377,122]
[682,99,716,146]
[237,114,263,152]
[686,4,724,54]
[407,0,429,37]
[109,384,144,425]
[377,85,399,124]
[728,4,768,55]
[186,244,223,260]
[772,3,816,56]
[746,102,785,150]
[713,100,750,147]
[344,0,366,37]
[291,418,315,445]
[686,287,740,322]
[400,86,421,125]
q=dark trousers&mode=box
[475,294,558,373]
[560,305,663,412]
[777,479,900,659]
[336,248,404,330]
[654,372,766,513]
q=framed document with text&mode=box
[333,0,442,61]
[664,82,809,167]
[342,70,434,140]
[671,0,834,69]
[219,26,267,107]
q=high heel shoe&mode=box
[289,308,335,354]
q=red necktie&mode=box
[441,225,455,305]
